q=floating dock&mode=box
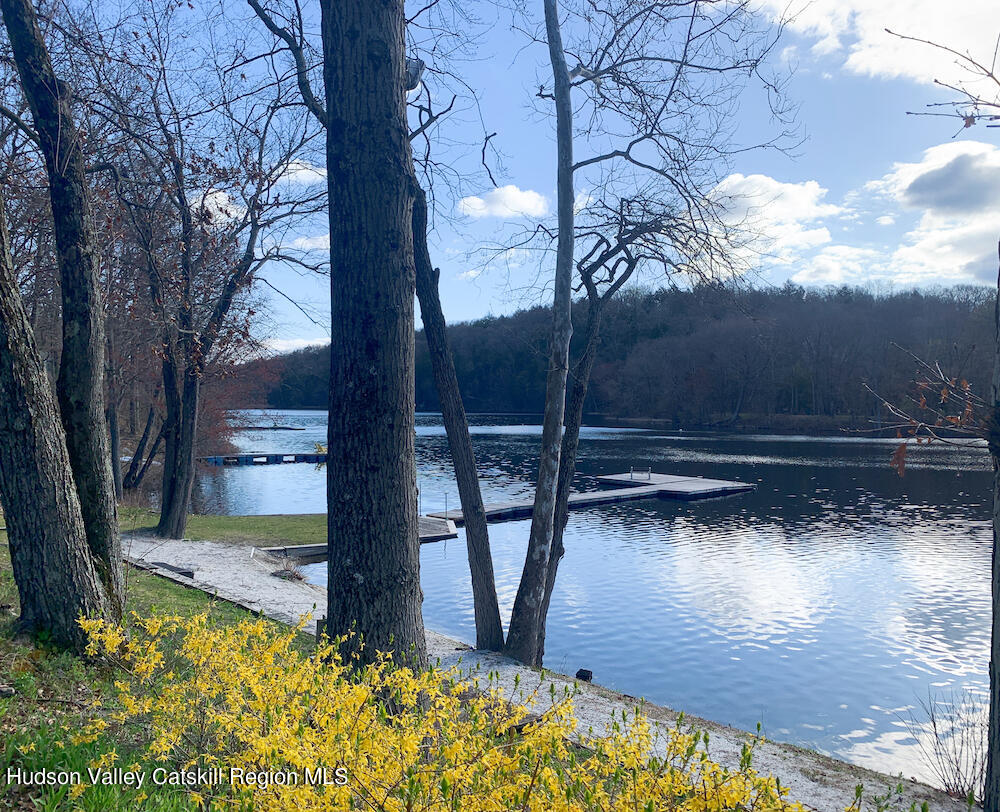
[231,426,306,432]
[199,452,327,466]
[427,471,754,526]
[263,516,458,561]
[594,471,755,497]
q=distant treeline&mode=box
[240,284,994,430]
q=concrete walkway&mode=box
[123,533,968,812]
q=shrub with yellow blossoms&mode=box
[77,613,806,811]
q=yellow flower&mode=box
[76,612,808,812]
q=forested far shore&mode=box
[236,283,994,431]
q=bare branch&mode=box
[247,0,327,127]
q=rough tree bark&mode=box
[158,349,182,528]
[504,0,575,666]
[322,0,427,666]
[155,125,199,540]
[157,369,199,539]
[1,0,123,615]
[0,196,113,649]
[986,240,1000,812]
[412,186,504,651]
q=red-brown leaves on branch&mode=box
[890,443,907,478]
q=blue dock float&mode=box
[198,453,328,466]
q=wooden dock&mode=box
[200,452,327,466]
[427,471,754,526]
[262,516,458,561]
[594,471,755,497]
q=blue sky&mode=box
[260,1,1000,352]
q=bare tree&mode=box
[413,186,504,651]
[250,0,789,666]
[319,0,428,666]
[500,0,790,665]
[405,1,507,653]
[61,0,324,538]
[248,0,506,654]
[0,193,115,649]
[0,0,123,644]
[504,0,577,664]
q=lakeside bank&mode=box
[120,525,971,812]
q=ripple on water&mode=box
[218,411,992,787]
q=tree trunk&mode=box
[132,425,165,492]
[0,196,113,650]
[107,395,123,501]
[128,394,138,436]
[412,186,504,651]
[536,300,604,659]
[321,0,426,667]
[123,401,158,490]
[157,369,199,538]
[984,241,1000,812]
[504,0,575,667]
[157,350,181,532]
[2,0,122,617]
[106,332,122,500]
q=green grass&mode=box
[118,507,326,547]
[0,527,253,630]
[0,518,307,811]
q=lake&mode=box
[194,409,993,784]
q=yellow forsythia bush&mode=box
[78,614,806,811]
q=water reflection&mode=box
[194,409,992,784]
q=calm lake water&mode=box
[194,409,993,784]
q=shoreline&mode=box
[123,532,971,812]
[228,406,985,441]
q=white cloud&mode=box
[266,337,330,354]
[791,140,1000,286]
[887,213,999,284]
[866,141,1000,210]
[292,233,330,252]
[281,160,326,184]
[792,245,885,285]
[457,185,549,219]
[870,141,1000,283]
[761,0,999,87]
[715,173,844,263]
[196,189,244,224]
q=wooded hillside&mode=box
[242,283,993,429]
